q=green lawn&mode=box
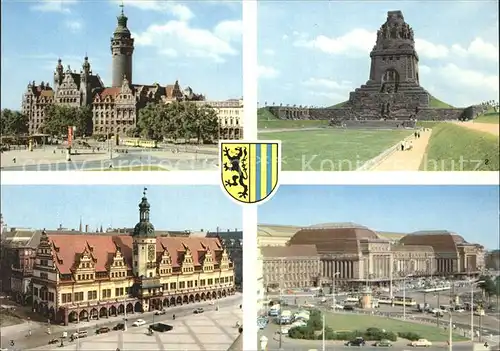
[258,129,412,171]
[417,121,442,129]
[325,313,466,342]
[474,110,500,124]
[100,165,168,171]
[420,123,499,171]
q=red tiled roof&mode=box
[99,87,121,98]
[48,234,224,274]
[40,90,54,97]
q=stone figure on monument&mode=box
[382,25,388,38]
[402,24,409,39]
[394,24,401,39]
[409,28,414,41]
[377,30,383,41]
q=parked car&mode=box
[132,319,146,327]
[373,339,392,347]
[48,339,59,345]
[96,327,110,334]
[345,337,366,346]
[410,339,432,347]
[194,308,204,314]
[154,309,166,315]
[343,305,355,311]
[149,323,173,332]
[113,323,125,330]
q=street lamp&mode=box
[402,273,413,320]
[332,272,340,312]
[448,310,453,351]
[470,280,484,342]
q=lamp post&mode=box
[322,313,326,351]
[470,280,484,342]
[332,271,340,312]
[278,257,285,350]
[402,274,413,320]
[448,311,453,351]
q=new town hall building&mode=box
[21,7,243,140]
[30,191,235,325]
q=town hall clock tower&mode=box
[131,188,162,311]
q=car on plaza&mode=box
[132,319,146,327]
[278,327,290,334]
[372,339,393,347]
[303,303,315,308]
[70,330,88,340]
[343,305,355,311]
[113,323,125,330]
[149,323,173,332]
[345,337,366,346]
[154,309,166,315]
[193,308,204,314]
[331,304,344,310]
[96,327,110,334]
[410,339,432,347]
[48,338,59,345]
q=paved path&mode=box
[450,121,499,137]
[371,129,431,171]
[29,307,242,351]
[1,147,218,171]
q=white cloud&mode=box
[133,20,241,63]
[213,20,242,42]
[30,0,77,14]
[263,49,275,56]
[451,38,499,62]
[119,0,194,21]
[302,78,352,91]
[414,39,449,59]
[437,63,499,93]
[293,29,375,55]
[282,34,289,41]
[419,65,431,74]
[64,20,83,33]
[258,65,280,79]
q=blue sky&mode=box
[1,0,242,110]
[1,185,242,232]
[258,1,499,107]
[259,185,500,249]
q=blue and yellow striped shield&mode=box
[220,141,281,204]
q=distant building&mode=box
[194,99,243,139]
[0,228,41,303]
[261,245,320,290]
[206,229,243,286]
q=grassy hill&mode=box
[420,123,499,171]
[257,107,278,121]
[474,109,499,124]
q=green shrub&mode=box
[398,331,421,341]
[288,325,316,339]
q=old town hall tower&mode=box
[111,4,134,87]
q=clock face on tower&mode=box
[148,245,155,261]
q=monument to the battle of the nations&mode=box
[268,11,481,124]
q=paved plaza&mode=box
[30,307,242,351]
[0,145,218,171]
